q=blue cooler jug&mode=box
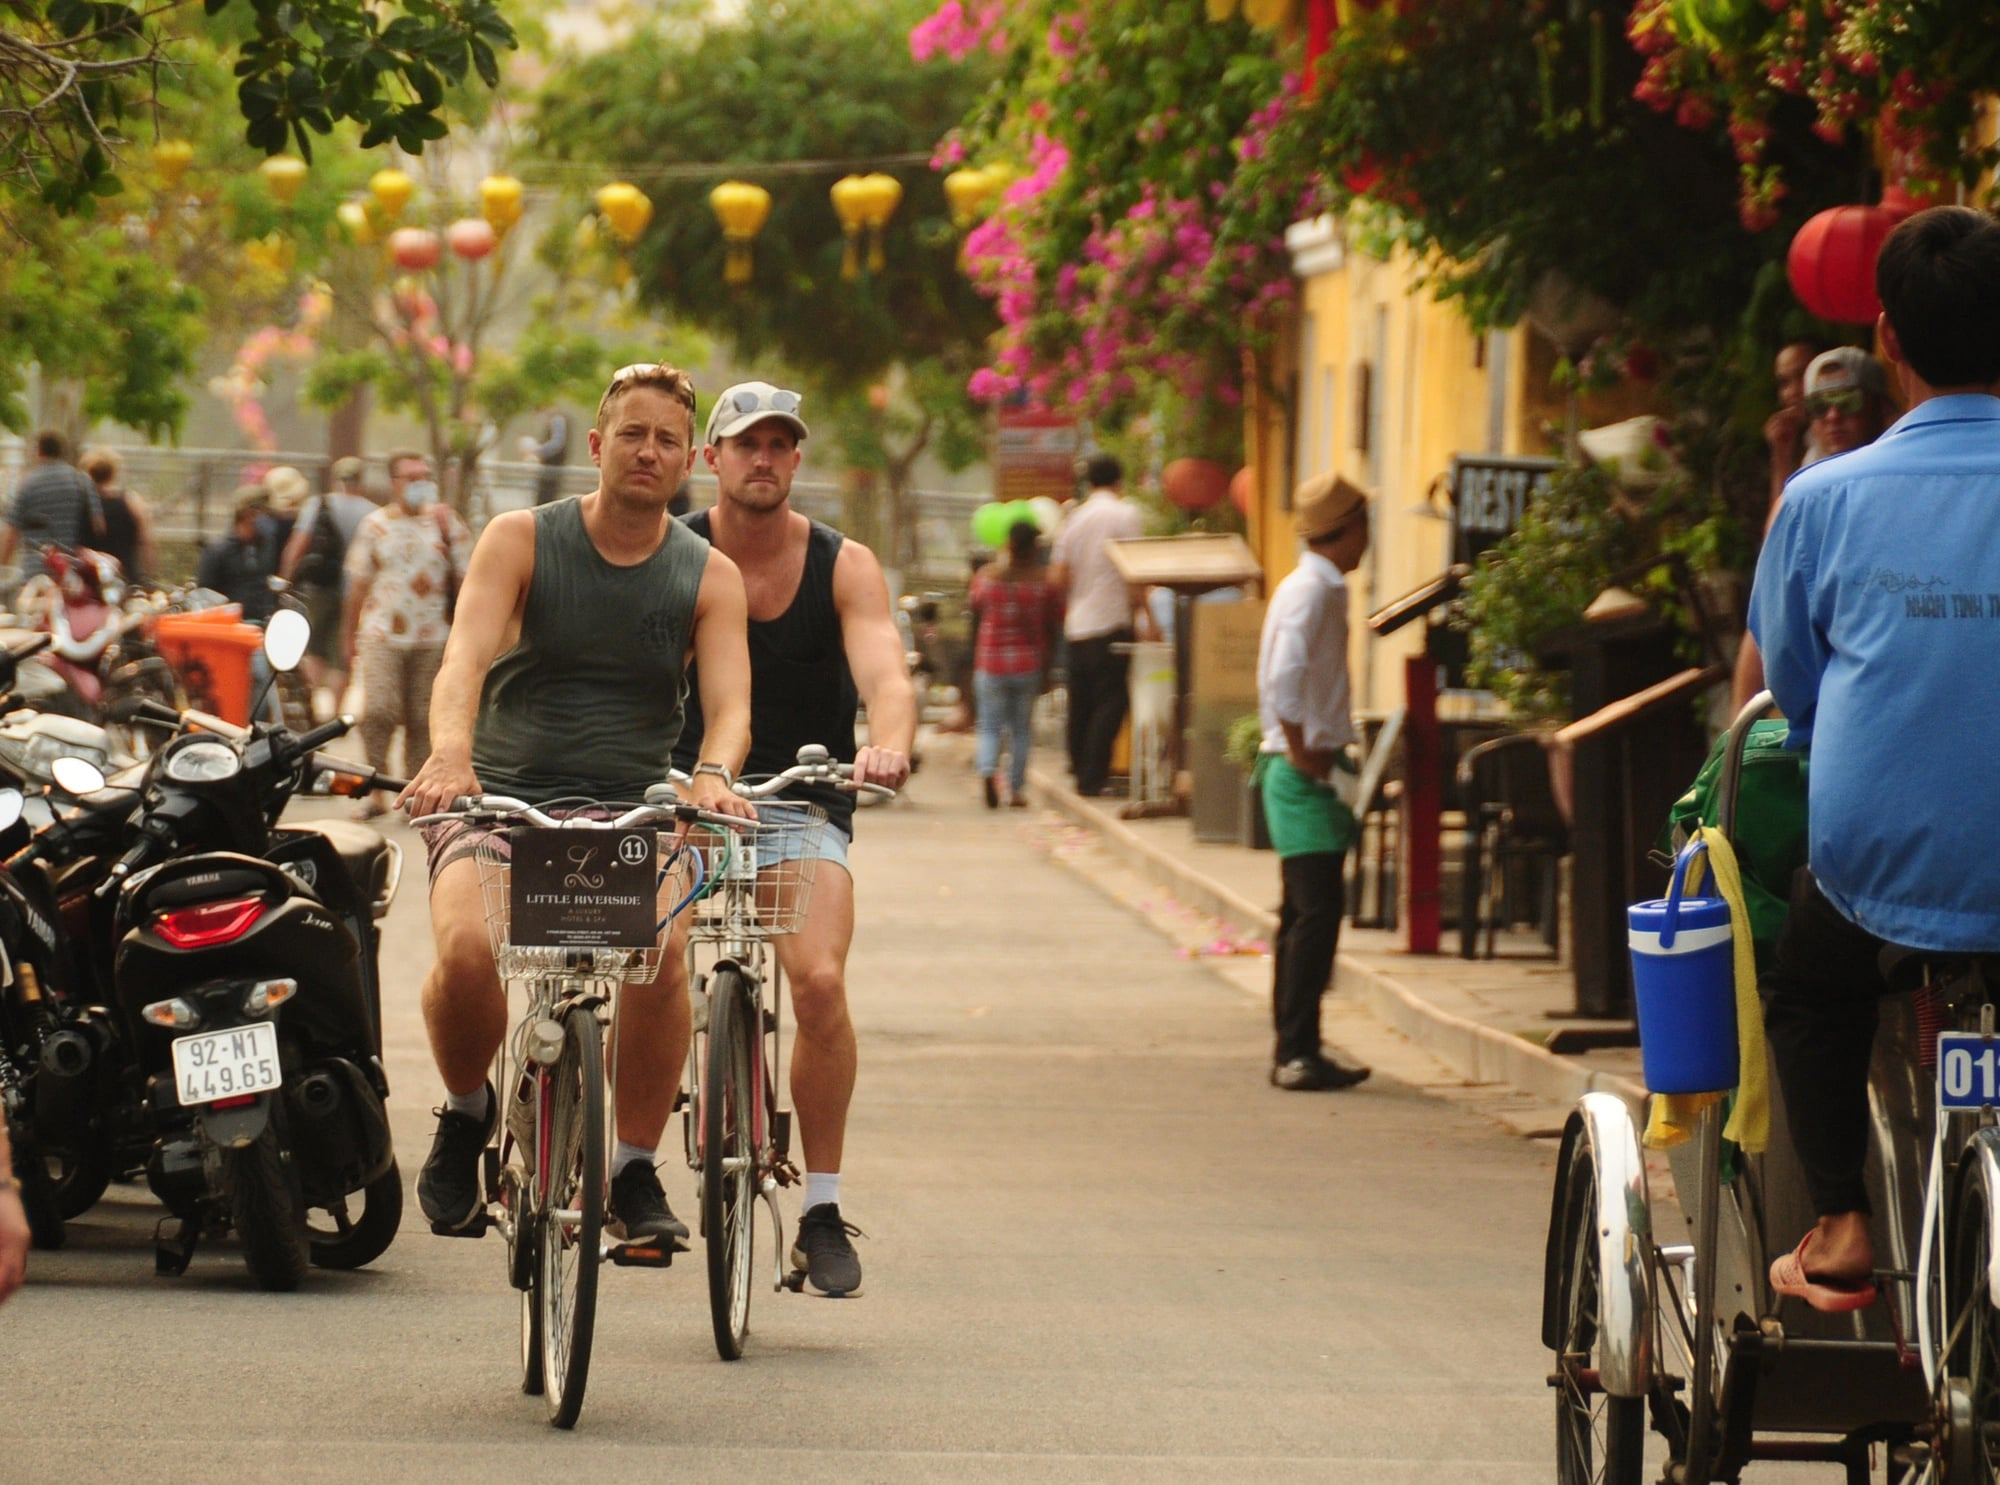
[1628,839,1738,1094]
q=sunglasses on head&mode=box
[722,387,801,418]
[605,364,696,408]
[1807,388,1864,418]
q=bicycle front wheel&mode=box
[703,968,758,1361]
[537,1007,604,1428]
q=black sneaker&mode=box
[607,1161,690,1247]
[418,1083,496,1231]
[1269,1056,1372,1092]
[791,1202,864,1297]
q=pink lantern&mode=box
[1786,204,1899,325]
[389,227,442,271]
[1162,457,1230,513]
[446,217,497,261]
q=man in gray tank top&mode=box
[679,380,916,1297]
[398,363,756,1244]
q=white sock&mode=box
[445,1085,490,1119]
[613,1140,657,1176]
[804,1172,840,1212]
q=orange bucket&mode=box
[156,612,264,725]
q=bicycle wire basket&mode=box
[475,814,700,982]
[686,799,830,939]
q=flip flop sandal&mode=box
[1769,1234,1877,1313]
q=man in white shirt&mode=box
[1050,453,1150,796]
[1256,473,1372,1092]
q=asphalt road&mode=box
[0,761,1568,1483]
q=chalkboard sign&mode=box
[1450,455,1558,568]
[508,827,658,949]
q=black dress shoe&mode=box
[1269,1055,1372,1091]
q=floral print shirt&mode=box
[344,504,471,649]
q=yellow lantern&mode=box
[336,200,376,245]
[260,154,308,206]
[708,180,772,286]
[1205,0,1239,17]
[858,173,902,273]
[479,174,525,237]
[153,139,194,191]
[943,167,999,229]
[595,182,653,245]
[369,168,414,221]
[1243,0,1294,27]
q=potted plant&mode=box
[1224,712,1272,851]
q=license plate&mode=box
[171,1022,282,1107]
[1938,1032,2000,1111]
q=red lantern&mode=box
[389,227,441,272]
[1162,458,1230,512]
[446,218,497,261]
[1786,204,1899,325]
[1228,465,1255,516]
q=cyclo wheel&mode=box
[702,968,758,1361]
[536,1005,604,1429]
[1554,1136,1645,1485]
[1944,1133,2000,1482]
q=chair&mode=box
[1456,733,1569,960]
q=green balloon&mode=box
[1004,500,1037,536]
[971,501,1014,547]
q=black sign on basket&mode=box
[508,827,658,949]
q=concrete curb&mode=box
[1026,766,1649,1112]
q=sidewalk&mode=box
[1019,760,1650,1113]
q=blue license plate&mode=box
[1938,1032,2000,1110]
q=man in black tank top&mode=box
[398,364,758,1244]
[677,380,917,1298]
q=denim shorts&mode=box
[754,810,852,877]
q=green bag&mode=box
[1662,719,1808,967]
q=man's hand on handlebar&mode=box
[851,745,909,793]
[399,747,480,821]
[686,771,757,822]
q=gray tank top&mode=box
[472,498,709,803]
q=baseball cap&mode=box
[233,484,274,517]
[704,381,809,446]
[1804,346,1887,401]
[331,455,365,483]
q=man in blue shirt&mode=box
[1749,205,2000,1312]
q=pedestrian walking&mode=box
[281,454,377,719]
[521,405,569,506]
[79,448,156,584]
[2,430,103,582]
[1256,473,1373,1093]
[196,485,282,620]
[968,517,1062,809]
[676,377,917,1297]
[342,450,469,813]
[1050,453,1152,796]
[259,464,309,554]
[1751,206,2000,1311]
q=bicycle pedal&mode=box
[429,1211,491,1239]
[608,1241,677,1268]
[782,1266,807,1293]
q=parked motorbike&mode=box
[30,610,406,1287]
[23,549,180,757]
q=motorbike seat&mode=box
[291,820,399,915]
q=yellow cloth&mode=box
[1641,827,1770,1155]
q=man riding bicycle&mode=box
[675,380,916,1297]
[400,363,757,1246]
[1750,206,2000,1311]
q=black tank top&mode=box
[98,492,140,580]
[677,511,858,836]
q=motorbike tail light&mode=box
[210,1095,256,1110]
[153,896,264,949]
[142,997,200,1029]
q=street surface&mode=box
[1,757,1569,1483]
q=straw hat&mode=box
[1295,473,1369,542]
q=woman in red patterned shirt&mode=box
[968,518,1064,808]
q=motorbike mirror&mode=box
[263,608,311,673]
[0,788,22,831]
[49,756,106,796]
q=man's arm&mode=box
[397,511,536,815]
[833,539,916,790]
[684,551,756,820]
[1746,493,1829,744]
[278,498,318,581]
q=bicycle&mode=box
[414,791,729,1428]
[672,745,893,1360]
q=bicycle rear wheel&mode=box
[702,968,757,1361]
[536,1007,604,1428]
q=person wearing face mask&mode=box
[342,450,471,817]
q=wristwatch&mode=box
[691,761,735,790]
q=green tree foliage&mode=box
[1,0,515,212]
[530,0,996,396]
